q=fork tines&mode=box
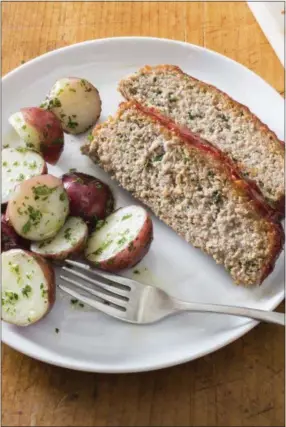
[59,260,132,315]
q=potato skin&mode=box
[91,213,153,272]
[21,107,64,165]
[1,213,30,253]
[62,172,114,226]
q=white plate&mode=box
[2,37,284,373]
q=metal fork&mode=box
[59,260,285,326]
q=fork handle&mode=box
[172,299,285,326]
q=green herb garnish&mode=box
[122,214,132,221]
[153,154,164,162]
[22,285,32,298]
[59,192,66,201]
[67,116,78,129]
[32,185,56,199]
[64,228,72,241]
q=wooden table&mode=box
[2,2,285,426]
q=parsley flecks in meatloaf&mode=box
[83,102,283,287]
[118,65,285,214]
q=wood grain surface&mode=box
[1,2,285,427]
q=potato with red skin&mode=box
[9,107,64,165]
[85,206,153,272]
[1,213,30,252]
[62,172,114,225]
[1,249,56,326]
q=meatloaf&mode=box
[119,65,285,215]
[83,101,284,286]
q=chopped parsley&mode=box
[188,112,196,120]
[17,173,25,181]
[70,299,84,308]
[2,291,19,305]
[80,79,92,92]
[12,161,19,167]
[22,285,32,298]
[55,328,59,333]
[42,97,62,109]
[9,263,20,275]
[2,161,8,167]
[117,236,127,246]
[22,205,42,234]
[28,161,37,170]
[122,214,132,221]
[67,116,78,129]
[217,113,229,122]
[32,185,56,199]
[59,192,66,201]
[95,219,106,230]
[16,147,28,153]
[87,133,93,142]
[212,190,223,205]
[93,240,113,256]
[153,154,164,162]
[133,269,140,275]
[41,287,48,298]
[64,228,72,241]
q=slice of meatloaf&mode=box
[118,65,285,215]
[83,101,284,287]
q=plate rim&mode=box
[2,36,284,373]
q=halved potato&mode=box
[7,174,69,241]
[85,205,153,271]
[9,107,64,164]
[1,249,55,326]
[41,77,101,134]
[2,147,47,204]
[31,216,88,260]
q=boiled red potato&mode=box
[85,205,153,272]
[1,249,55,326]
[41,77,101,134]
[1,213,30,252]
[62,172,114,226]
[9,107,64,164]
[2,147,47,204]
[7,174,69,241]
[31,216,88,260]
